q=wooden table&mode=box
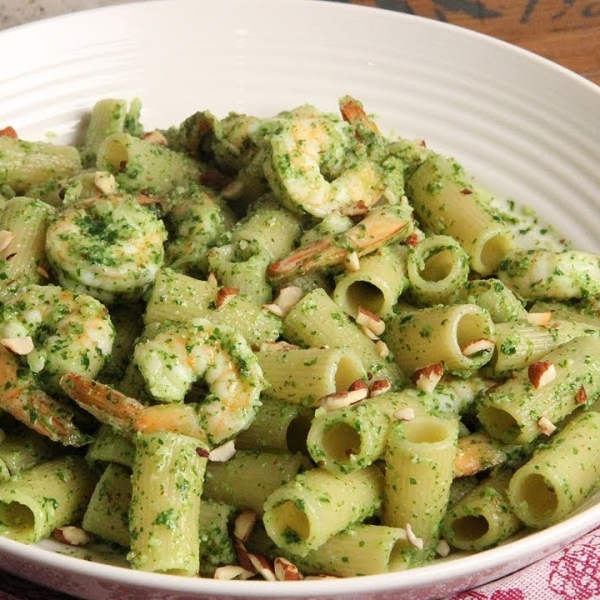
[348,0,600,85]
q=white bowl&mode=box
[1,1,600,599]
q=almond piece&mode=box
[461,338,495,357]
[356,307,385,337]
[526,311,553,327]
[575,385,588,405]
[93,171,118,195]
[348,379,369,394]
[208,440,236,462]
[412,362,444,393]
[537,415,556,436]
[233,510,257,542]
[0,126,17,139]
[215,286,239,310]
[141,130,168,146]
[262,302,285,317]
[274,557,303,581]
[369,379,391,397]
[271,286,304,317]
[318,388,368,411]
[248,553,276,581]
[436,539,451,558]
[1,336,34,355]
[393,407,415,421]
[405,523,424,550]
[343,251,360,272]
[528,361,556,389]
[207,272,219,286]
[0,230,15,252]
[375,340,390,359]
[53,526,92,546]
[213,565,254,580]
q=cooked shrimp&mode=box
[165,187,236,276]
[0,284,115,394]
[0,346,90,447]
[263,111,387,218]
[45,194,167,305]
[133,318,264,444]
[59,373,208,442]
[267,202,413,283]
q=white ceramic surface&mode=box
[0,1,600,599]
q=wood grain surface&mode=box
[347,0,600,85]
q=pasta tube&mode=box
[478,334,600,444]
[263,464,384,556]
[508,410,600,528]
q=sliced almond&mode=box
[528,361,556,389]
[37,265,50,279]
[208,440,236,462]
[233,537,256,574]
[207,272,219,287]
[348,379,369,394]
[526,311,553,327]
[393,407,415,421]
[0,230,15,252]
[575,385,588,405]
[141,130,168,146]
[262,302,285,318]
[214,565,254,580]
[1,336,34,355]
[412,362,444,393]
[93,171,118,195]
[274,557,303,581]
[248,553,276,581]
[233,510,257,542]
[370,379,391,397]
[52,526,92,546]
[215,286,239,310]
[405,523,424,550]
[318,388,368,411]
[461,338,495,357]
[343,251,360,273]
[537,415,556,436]
[360,325,380,341]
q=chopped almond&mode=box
[141,130,168,145]
[412,362,444,393]
[405,523,424,550]
[528,361,556,389]
[318,388,368,411]
[526,311,553,327]
[537,415,556,436]
[356,306,385,337]
[343,251,360,272]
[1,336,34,355]
[0,126,17,139]
[375,340,390,359]
[269,286,303,317]
[393,407,415,421]
[214,565,254,580]
[370,378,391,397]
[53,526,92,546]
[248,553,276,581]
[208,440,236,462]
[207,272,219,286]
[233,510,257,542]
[215,286,239,309]
[274,557,303,581]
[461,338,495,357]
[575,385,588,405]
[93,171,118,195]
[0,230,15,253]
[436,539,451,557]
[348,379,369,394]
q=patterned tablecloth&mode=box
[0,1,599,599]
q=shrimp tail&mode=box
[267,203,413,283]
[0,347,91,447]
[59,373,143,435]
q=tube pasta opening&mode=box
[321,423,361,462]
[0,502,35,541]
[479,232,514,274]
[477,406,520,441]
[448,515,490,543]
[341,280,386,316]
[511,473,558,521]
[268,501,311,543]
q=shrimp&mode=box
[133,318,264,444]
[267,202,414,284]
[0,345,91,447]
[45,194,167,305]
[60,318,264,445]
[0,284,115,394]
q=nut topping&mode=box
[412,362,444,393]
[528,361,556,389]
